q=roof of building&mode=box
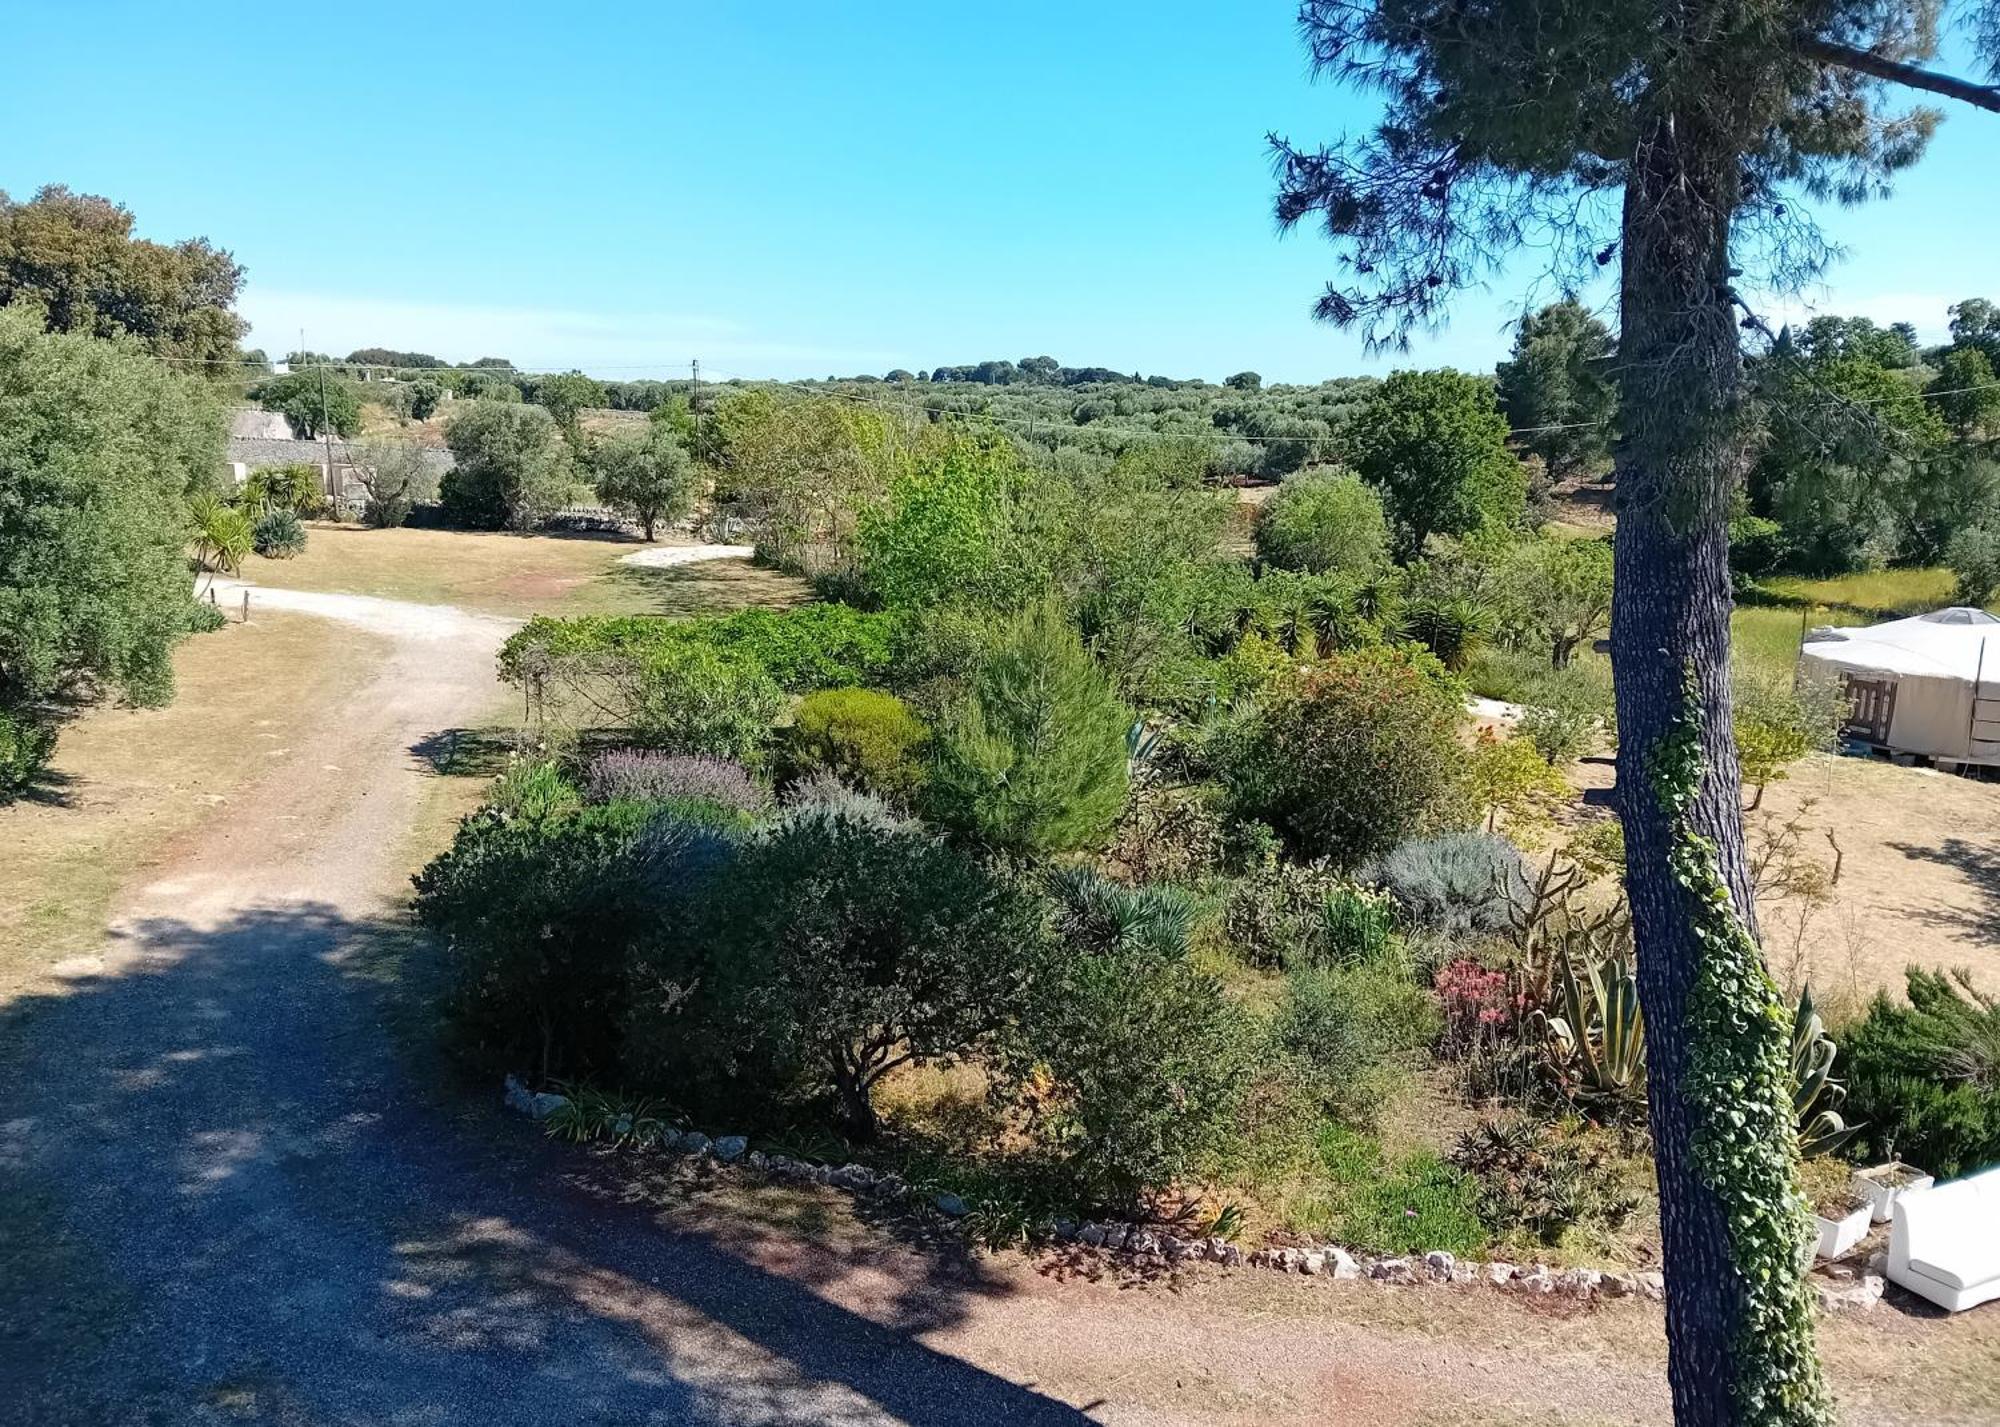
[1801,609,2000,682]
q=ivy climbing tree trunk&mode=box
[1611,112,1829,1427]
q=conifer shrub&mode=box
[926,603,1131,854]
[1844,967,2000,1178]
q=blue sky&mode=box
[8,3,1999,383]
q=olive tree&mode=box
[588,424,698,540]
[1273,2,2000,1420]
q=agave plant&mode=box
[1791,984,1861,1157]
[1541,949,1646,1111]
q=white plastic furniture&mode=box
[1888,1166,2000,1312]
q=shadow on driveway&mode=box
[0,903,1096,1426]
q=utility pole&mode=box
[317,346,338,510]
[691,358,703,460]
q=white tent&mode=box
[1799,608,2000,766]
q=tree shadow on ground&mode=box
[593,560,811,618]
[0,902,1096,1426]
[410,726,520,778]
[1887,836,2000,947]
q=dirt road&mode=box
[2,584,1990,1426]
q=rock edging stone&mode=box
[500,1075,1878,1314]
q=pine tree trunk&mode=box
[1611,112,1825,1426]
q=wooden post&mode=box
[242,589,250,624]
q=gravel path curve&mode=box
[0,585,1095,1427]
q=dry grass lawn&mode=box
[0,612,389,998]
[243,523,809,619]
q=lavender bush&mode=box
[584,750,771,814]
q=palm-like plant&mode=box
[189,493,253,577]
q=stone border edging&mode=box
[503,1076,1883,1314]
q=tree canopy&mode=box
[0,186,245,364]
[1343,368,1525,557]
[0,307,223,712]
[1495,300,1616,484]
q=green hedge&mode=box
[500,603,899,694]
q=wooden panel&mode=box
[1841,675,1898,745]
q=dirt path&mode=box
[2,584,1990,1426]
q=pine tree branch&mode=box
[1802,35,2000,113]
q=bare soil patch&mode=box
[1567,751,2000,1001]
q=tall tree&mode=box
[1343,367,1525,557]
[0,308,224,720]
[1272,3,2000,1423]
[1495,299,1617,483]
[0,186,245,363]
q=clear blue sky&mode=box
[8,2,1998,383]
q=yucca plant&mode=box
[1791,984,1861,1158]
[1541,949,1646,1112]
[1045,864,1197,961]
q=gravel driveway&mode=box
[0,587,1093,1427]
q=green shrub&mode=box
[0,707,56,802]
[500,605,899,698]
[1223,860,1341,968]
[1450,1114,1639,1245]
[857,429,1033,609]
[926,603,1131,854]
[1017,922,1261,1205]
[1213,644,1467,864]
[240,462,326,517]
[1274,964,1441,1122]
[1108,780,1230,884]
[783,688,928,800]
[1946,522,2000,607]
[632,644,783,762]
[1733,671,1843,806]
[1253,468,1390,576]
[251,506,307,558]
[1844,967,2000,1178]
[703,605,900,692]
[1366,832,1528,939]
[1729,515,1789,578]
[1317,883,1401,969]
[672,802,1050,1138]
[412,797,665,1080]
[184,599,228,634]
[487,757,583,822]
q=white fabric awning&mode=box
[1800,608,2000,682]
